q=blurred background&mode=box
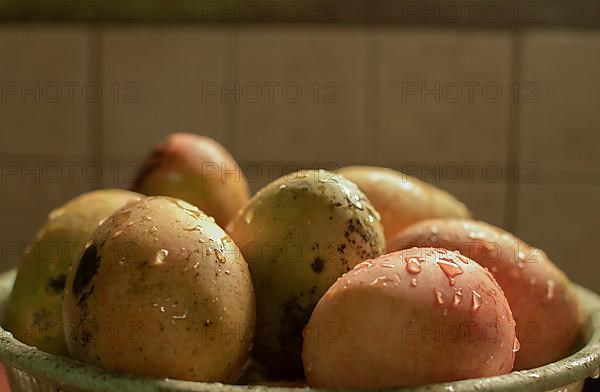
[0,0,598,293]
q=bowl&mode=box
[0,268,598,392]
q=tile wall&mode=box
[0,25,598,291]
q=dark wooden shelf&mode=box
[1,0,599,28]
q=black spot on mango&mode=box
[279,296,311,377]
[311,257,324,273]
[45,274,66,295]
[73,242,100,298]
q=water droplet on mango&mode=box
[405,257,423,274]
[471,290,482,313]
[154,249,168,265]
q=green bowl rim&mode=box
[0,268,599,392]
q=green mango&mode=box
[227,170,386,377]
[3,189,141,355]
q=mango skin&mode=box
[132,133,250,228]
[303,248,516,388]
[337,166,470,245]
[227,170,386,377]
[63,196,255,382]
[3,189,141,355]
[389,219,583,370]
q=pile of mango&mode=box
[3,133,582,388]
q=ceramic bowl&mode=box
[0,269,598,392]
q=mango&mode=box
[3,189,141,355]
[227,170,385,376]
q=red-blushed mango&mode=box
[389,219,582,370]
[302,248,516,388]
[337,166,470,245]
[133,133,249,228]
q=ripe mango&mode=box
[133,133,250,228]
[3,189,141,355]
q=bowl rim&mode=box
[0,268,599,392]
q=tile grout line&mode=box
[364,27,380,166]
[88,26,103,191]
[224,28,239,153]
[505,29,524,232]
